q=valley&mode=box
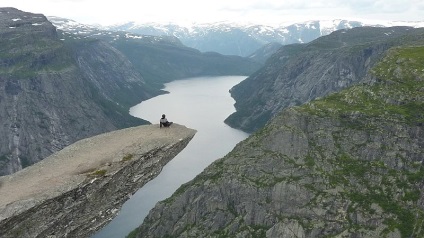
[0,6,423,238]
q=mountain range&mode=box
[106,19,424,57]
[48,17,424,63]
[48,16,260,87]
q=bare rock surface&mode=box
[0,123,196,237]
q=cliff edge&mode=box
[0,124,196,238]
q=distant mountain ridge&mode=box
[48,16,424,60]
[48,16,260,87]
[105,19,424,57]
[48,16,183,45]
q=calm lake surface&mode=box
[93,76,249,238]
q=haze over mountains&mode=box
[1,6,424,238]
[49,16,424,62]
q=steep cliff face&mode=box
[67,38,157,119]
[135,46,424,237]
[225,26,424,133]
[0,8,153,175]
[0,124,196,238]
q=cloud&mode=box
[1,0,423,25]
[261,0,423,22]
[50,0,87,2]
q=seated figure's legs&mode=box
[160,121,173,128]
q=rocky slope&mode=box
[248,42,283,64]
[133,45,424,237]
[0,8,154,175]
[0,124,196,238]
[225,26,424,133]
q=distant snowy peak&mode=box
[102,19,424,57]
[48,16,424,57]
[109,19,423,35]
[47,16,180,44]
[356,19,424,28]
[48,16,101,32]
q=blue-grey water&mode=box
[92,76,249,238]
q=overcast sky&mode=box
[1,0,423,26]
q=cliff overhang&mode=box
[0,124,196,237]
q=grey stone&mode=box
[0,124,196,238]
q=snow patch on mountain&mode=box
[48,16,424,57]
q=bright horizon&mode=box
[1,0,423,26]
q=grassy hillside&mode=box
[225,27,424,133]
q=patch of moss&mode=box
[90,169,107,177]
[122,154,134,161]
[0,155,9,162]
[305,154,316,168]
[125,227,139,238]
[20,156,32,168]
[249,224,269,237]
[212,228,232,238]
[406,166,424,183]
[345,166,423,238]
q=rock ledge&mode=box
[0,124,196,238]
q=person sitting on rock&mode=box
[160,114,173,128]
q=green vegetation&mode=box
[304,154,315,168]
[0,34,73,78]
[301,46,424,126]
[0,155,9,162]
[228,27,424,133]
[129,41,424,238]
[20,156,32,168]
[125,227,139,238]
[90,169,107,177]
[122,154,134,162]
[294,45,424,237]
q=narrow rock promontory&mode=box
[0,124,196,238]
